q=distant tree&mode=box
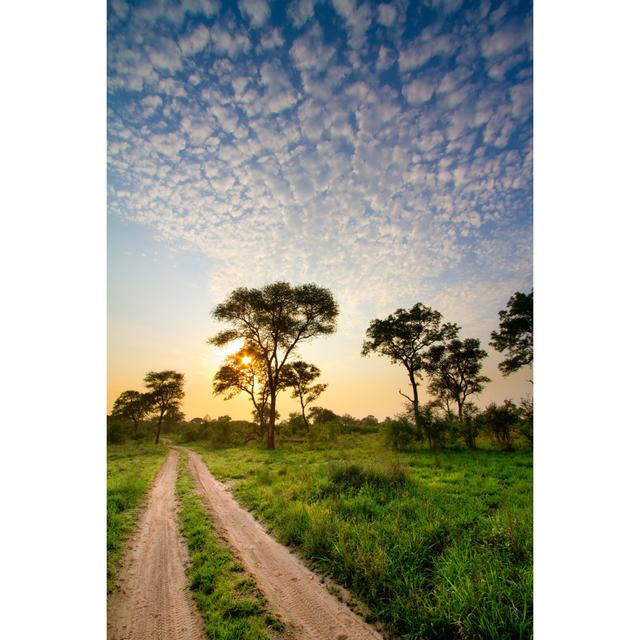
[482,400,520,451]
[490,290,533,375]
[308,406,339,424]
[518,395,533,445]
[111,390,151,435]
[144,370,185,444]
[209,282,338,449]
[360,414,379,426]
[362,303,458,445]
[425,338,490,424]
[281,361,327,434]
[212,344,275,439]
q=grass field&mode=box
[176,453,285,640]
[106,443,168,592]
[192,435,532,640]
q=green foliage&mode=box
[481,400,521,451]
[144,370,185,444]
[490,290,533,376]
[106,444,168,592]
[426,338,490,420]
[193,438,533,640]
[175,455,284,639]
[382,418,417,450]
[517,396,533,445]
[362,303,458,442]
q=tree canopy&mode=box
[280,360,327,433]
[362,303,458,445]
[209,282,338,448]
[111,390,151,434]
[425,338,490,424]
[489,290,533,375]
[144,370,185,444]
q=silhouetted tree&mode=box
[111,390,151,435]
[425,338,490,426]
[362,304,458,445]
[144,370,185,444]
[280,361,327,434]
[209,282,339,449]
[308,406,339,424]
[212,343,274,438]
[490,290,533,375]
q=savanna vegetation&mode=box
[189,433,532,640]
[106,443,168,592]
[107,285,533,638]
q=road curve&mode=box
[107,449,206,640]
[186,448,384,640]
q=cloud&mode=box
[287,0,316,28]
[377,3,397,27]
[403,77,436,105]
[238,0,270,28]
[179,24,210,56]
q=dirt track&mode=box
[186,448,384,640]
[107,449,206,640]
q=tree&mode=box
[212,344,274,439]
[490,290,533,375]
[209,282,339,449]
[280,361,327,434]
[425,338,490,426]
[144,370,185,444]
[111,390,151,435]
[362,303,458,445]
[482,400,520,451]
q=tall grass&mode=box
[193,436,532,639]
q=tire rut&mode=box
[107,449,207,640]
[186,448,385,640]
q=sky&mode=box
[107,0,533,421]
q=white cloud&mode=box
[403,77,436,105]
[210,23,251,58]
[287,0,316,28]
[238,0,270,28]
[179,24,210,56]
[377,3,396,27]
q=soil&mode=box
[186,448,384,640]
[107,449,207,640]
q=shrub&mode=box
[481,401,520,451]
[382,418,416,450]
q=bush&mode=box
[107,419,127,444]
[481,401,520,451]
[382,418,417,450]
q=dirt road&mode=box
[107,449,206,640]
[186,448,384,640]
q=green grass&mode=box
[190,435,532,640]
[176,453,285,640]
[107,443,168,592]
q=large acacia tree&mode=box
[144,370,185,444]
[490,290,533,375]
[361,303,458,445]
[209,282,339,449]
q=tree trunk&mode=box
[155,411,164,445]
[267,387,277,449]
[409,371,428,445]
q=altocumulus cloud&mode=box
[108,0,532,334]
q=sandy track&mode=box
[107,449,206,640]
[186,449,384,640]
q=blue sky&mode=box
[108,0,533,419]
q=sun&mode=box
[241,355,252,365]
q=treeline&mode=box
[108,283,533,450]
